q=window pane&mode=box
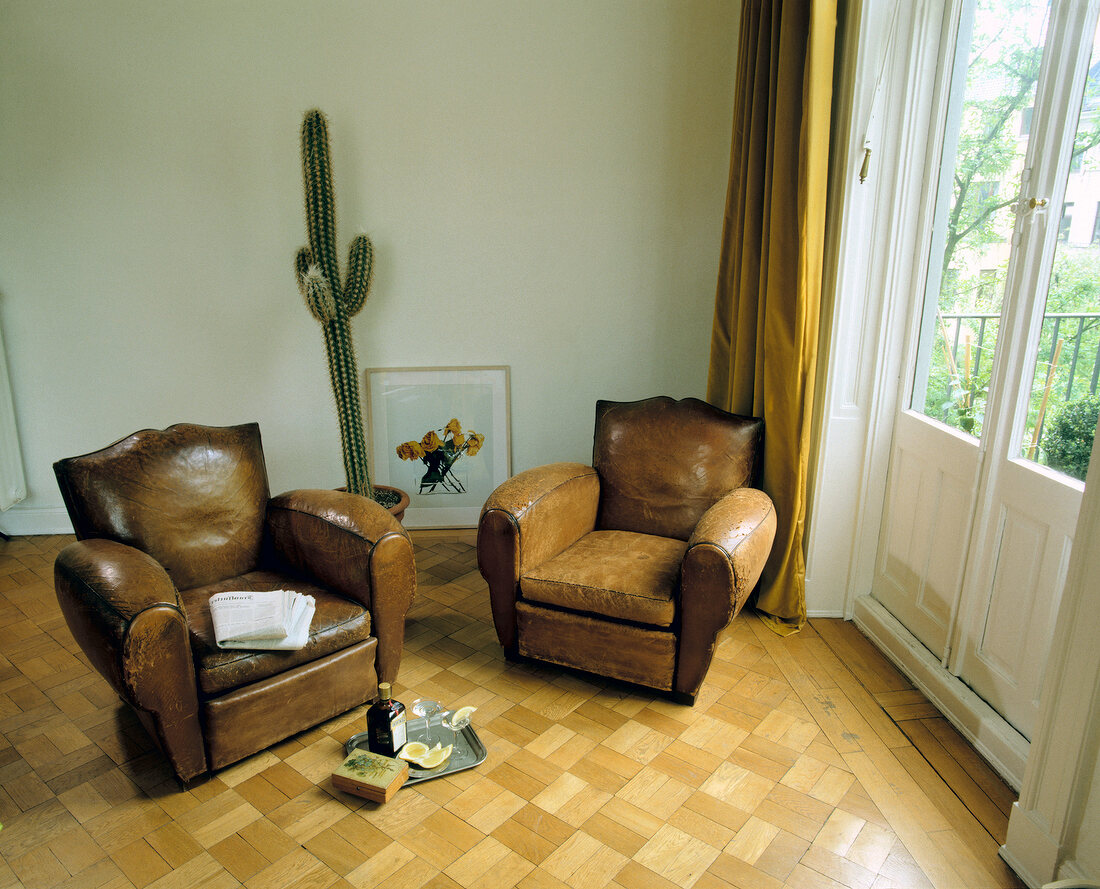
[1022,17,1100,481]
[911,0,1050,438]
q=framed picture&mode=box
[366,366,511,528]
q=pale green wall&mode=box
[0,0,738,532]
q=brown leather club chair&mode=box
[477,397,776,704]
[53,422,416,783]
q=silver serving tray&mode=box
[345,714,487,784]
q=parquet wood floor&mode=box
[0,533,1023,889]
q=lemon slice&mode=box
[415,743,453,769]
[397,741,453,769]
[452,705,477,723]
[397,741,430,763]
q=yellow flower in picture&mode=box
[395,441,424,461]
[396,419,487,494]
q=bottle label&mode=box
[392,712,407,749]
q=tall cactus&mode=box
[295,109,375,497]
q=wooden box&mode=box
[331,749,409,803]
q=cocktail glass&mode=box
[441,708,473,747]
[410,698,442,745]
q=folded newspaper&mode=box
[209,589,315,650]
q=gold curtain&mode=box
[707,0,836,635]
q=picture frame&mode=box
[366,366,511,528]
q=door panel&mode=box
[961,461,1080,736]
[873,411,979,658]
[978,509,1048,680]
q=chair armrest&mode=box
[265,489,416,685]
[477,462,599,652]
[54,539,206,780]
[687,487,776,598]
[675,488,777,699]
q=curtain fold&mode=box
[707,0,836,635]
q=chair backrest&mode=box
[54,423,270,590]
[593,397,763,540]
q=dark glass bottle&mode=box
[367,682,407,757]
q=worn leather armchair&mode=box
[478,397,776,704]
[53,422,415,782]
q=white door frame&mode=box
[807,0,950,618]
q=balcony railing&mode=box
[940,311,1100,402]
[937,311,1100,455]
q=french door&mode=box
[872,0,1100,742]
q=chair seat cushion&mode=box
[181,570,372,697]
[520,530,687,627]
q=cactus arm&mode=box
[343,234,374,317]
[303,267,337,324]
[295,246,313,295]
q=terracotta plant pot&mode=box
[335,485,410,524]
[375,485,410,524]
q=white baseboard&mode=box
[1052,859,1099,888]
[0,506,73,536]
[853,594,1029,790]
